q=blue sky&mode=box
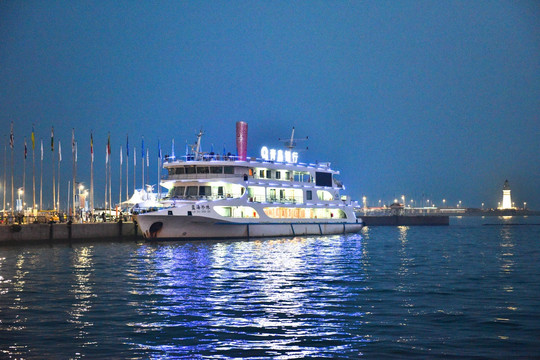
[1,1,539,210]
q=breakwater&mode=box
[0,221,143,245]
[361,215,449,226]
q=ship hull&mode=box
[136,214,363,239]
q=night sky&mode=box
[1,1,539,210]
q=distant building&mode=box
[498,180,514,210]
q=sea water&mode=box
[1,216,539,359]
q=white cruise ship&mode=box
[135,122,363,239]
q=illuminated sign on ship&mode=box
[260,146,299,163]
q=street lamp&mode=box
[443,199,446,207]
[524,202,527,210]
[17,188,23,212]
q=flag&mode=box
[141,137,145,159]
[158,139,162,159]
[75,142,78,163]
[40,139,43,161]
[90,132,94,162]
[24,137,27,159]
[107,133,111,158]
[146,148,149,167]
[106,144,109,164]
[9,122,14,149]
[51,127,54,151]
[120,146,123,165]
[31,126,35,150]
[171,138,175,158]
[71,129,75,155]
[58,141,62,162]
[134,147,136,166]
[126,134,129,158]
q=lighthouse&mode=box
[499,180,514,210]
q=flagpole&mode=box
[51,127,55,211]
[3,142,6,212]
[104,143,108,211]
[119,146,122,206]
[141,137,144,191]
[40,139,43,211]
[133,147,136,193]
[10,122,14,215]
[57,141,61,213]
[107,134,111,214]
[126,135,129,202]
[157,139,161,200]
[90,133,94,214]
[72,129,76,219]
[32,126,36,214]
[23,137,27,212]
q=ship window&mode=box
[175,167,185,174]
[266,170,272,179]
[169,186,185,197]
[168,168,174,175]
[249,169,253,176]
[315,172,332,187]
[185,166,196,174]
[306,190,312,200]
[211,166,222,174]
[276,171,281,179]
[317,190,334,201]
[285,172,291,180]
[218,186,224,197]
[199,186,211,196]
[263,207,346,219]
[224,166,234,174]
[259,170,265,178]
[215,206,259,218]
[197,166,209,174]
[186,186,198,197]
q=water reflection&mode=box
[129,235,369,358]
[68,246,96,351]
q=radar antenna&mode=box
[278,127,308,150]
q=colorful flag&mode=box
[58,141,62,162]
[31,125,35,150]
[40,139,43,161]
[9,122,14,149]
[120,146,123,165]
[75,142,78,163]
[158,139,162,159]
[107,133,111,157]
[146,148,149,167]
[71,129,75,154]
[51,127,54,151]
[106,144,109,164]
[134,147,136,166]
[90,132,94,162]
[24,137,27,159]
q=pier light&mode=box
[482,202,484,210]
[524,202,527,210]
[443,199,446,207]
[401,195,405,208]
[458,200,462,208]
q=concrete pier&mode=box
[0,221,143,245]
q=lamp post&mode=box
[443,199,446,208]
[17,187,23,212]
[524,202,527,210]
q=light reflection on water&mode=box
[1,217,540,358]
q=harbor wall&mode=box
[0,221,143,245]
[362,215,449,226]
